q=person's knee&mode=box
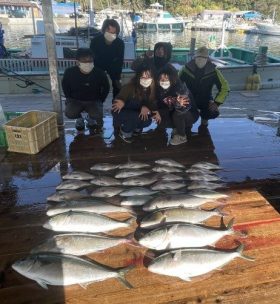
[65,108,82,119]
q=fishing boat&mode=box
[134,2,184,32]
[254,20,280,36]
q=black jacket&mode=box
[62,66,110,102]
[90,34,124,81]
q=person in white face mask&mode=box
[156,64,199,146]
[62,48,110,132]
[112,62,160,143]
[179,46,229,131]
[90,19,124,99]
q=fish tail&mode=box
[226,217,235,231]
[117,265,134,289]
[237,243,255,261]
[124,232,142,248]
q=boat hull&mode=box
[255,23,280,36]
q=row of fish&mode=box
[12,160,253,288]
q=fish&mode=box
[155,159,185,169]
[152,166,183,173]
[157,173,184,181]
[120,196,152,206]
[151,181,186,191]
[140,207,224,228]
[90,163,119,171]
[188,173,222,182]
[12,253,133,289]
[56,180,91,191]
[190,189,229,199]
[43,211,134,233]
[185,168,218,175]
[143,194,214,211]
[148,244,254,281]
[31,233,134,255]
[47,190,86,202]
[187,181,224,190]
[91,187,124,198]
[122,176,158,186]
[62,171,94,180]
[118,161,150,169]
[139,218,235,250]
[191,162,222,170]
[90,176,122,186]
[115,169,150,179]
[46,200,133,217]
[120,187,158,197]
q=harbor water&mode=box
[3,23,280,57]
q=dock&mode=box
[0,89,279,303]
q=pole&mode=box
[31,4,36,35]
[41,0,63,125]
[73,1,79,48]
[89,0,95,27]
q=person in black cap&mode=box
[179,46,229,129]
[90,19,124,98]
[62,48,110,132]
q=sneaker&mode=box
[201,119,209,126]
[75,118,85,131]
[119,132,133,143]
[170,134,187,146]
[171,128,178,138]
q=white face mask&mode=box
[104,31,117,42]
[195,57,208,69]
[140,78,153,88]
[79,62,94,73]
[160,81,170,90]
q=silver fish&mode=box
[152,166,183,173]
[140,207,224,228]
[191,162,222,170]
[120,187,158,197]
[43,211,134,233]
[31,233,133,255]
[190,189,229,199]
[91,186,124,198]
[56,180,91,191]
[120,196,152,206]
[185,168,218,175]
[46,200,133,217]
[148,244,254,281]
[187,181,224,190]
[62,171,94,180]
[12,253,133,289]
[47,190,86,202]
[90,163,119,171]
[139,218,235,250]
[151,181,186,191]
[90,176,122,186]
[155,159,185,169]
[115,169,150,179]
[158,173,184,181]
[143,194,213,211]
[122,176,158,186]
[118,161,150,169]
[188,173,222,182]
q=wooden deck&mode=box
[0,116,280,303]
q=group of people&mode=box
[62,19,230,145]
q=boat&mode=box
[135,2,184,32]
[254,20,280,36]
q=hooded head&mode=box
[153,42,173,69]
[194,46,209,69]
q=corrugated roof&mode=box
[0,0,32,7]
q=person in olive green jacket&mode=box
[179,46,229,128]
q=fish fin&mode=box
[159,216,166,224]
[178,274,191,281]
[172,250,182,262]
[236,243,255,261]
[226,217,235,230]
[79,283,90,289]
[117,265,134,289]
[36,280,48,289]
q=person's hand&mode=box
[152,111,161,124]
[177,95,190,107]
[139,106,150,121]
[112,99,125,113]
[209,100,218,111]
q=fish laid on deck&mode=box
[62,171,94,180]
[56,180,91,190]
[47,190,86,202]
[155,159,185,168]
[90,176,122,186]
[91,186,124,197]
[115,169,151,179]
[90,163,120,171]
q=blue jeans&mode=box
[112,109,152,136]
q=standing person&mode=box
[179,46,229,128]
[112,62,161,143]
[62,48,110,132]
[90,19,124,98]
[156,64,199,145]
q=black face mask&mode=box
[154,56,167,68]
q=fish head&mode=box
[12,255,36,276]
[140,211,165,228]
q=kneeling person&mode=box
[62,48,110,132]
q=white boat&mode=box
[255,20,280,36]
[135,3,184,32]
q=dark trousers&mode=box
[109,76,121,98]
[172,110,199,136]
[112,109,152,135]
[197,101,220,120]
[65,99,103,126]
